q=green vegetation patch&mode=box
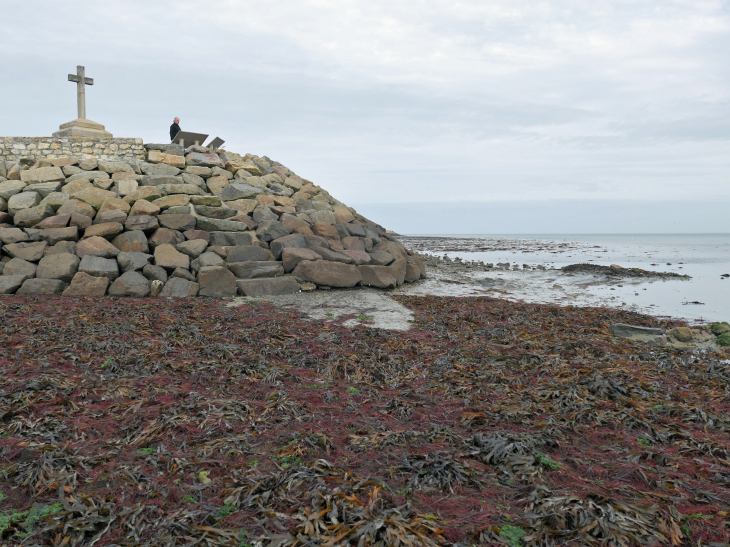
[717,333,730,347]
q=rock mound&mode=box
[0,144,425,297]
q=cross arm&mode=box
[68,74,94,85]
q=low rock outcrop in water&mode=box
[0,143,425,297]
[562,262,689,279]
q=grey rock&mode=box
[309,210,337,224]
[226,245,271,263]
[155,244,190,271]
[368,250,394,266]
[191,251,225,272]
[45,241,77,256]
[185,166,212,178]
[175,239,208,258]
[8,191,41,214]
[144,143,185,156]
[3,258,37,280]
[111,231,149,253]
[35,253,79,282]
[76,236,121,258]
[211,166,233,180]
[195,217,250,232]
[228,261,284,279]
[608,324,664,338]
[198,266,237,297]
[171,267,196,282]
[0,275,26,294]
[108,271,151,297]
[140,163,181,176]
[148,228,185,249]
[236,277,300,296]
[141,175,183,186]
[358,265,397,289]
[39,192,71,212]
[38,227,79,246]
[62,271,109,296]
[3,241,47,261]
[78,158,98,170]
[79,255,119,281]
[208,232,253,247]
[312,246,354,264]
[16,278,67,294]
[190,195,221,206]
[218,183,262,201]
[98,161,134,173]
[346,223,367,237]
[0,181,27,201]
[159,214,197,231]
[0,227,29,244]
[160,205,191,215]
[124,215,159,232]
[159,277,199,297]
[143,264,168,283]
[63,165,82,176]
[252,207,278,223]
[25,181,62,198]
[279,213,310,232]
[281,247,322,273]
[93,210,128,225]
[194,205,237,219]
[255,220,290,242]
[270,234,306,260]
[117,251,153,272]
[185,152,224,168]
[181,173,206,188]
[67,171,110,182]
[158,183,204,196]
[292,260,362,288]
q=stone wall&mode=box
[0,137,145,163]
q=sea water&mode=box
[407,234,730,323]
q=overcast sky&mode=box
[1,1,728,232]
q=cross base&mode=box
[53,118,113,138]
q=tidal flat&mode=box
[1,293,729,545]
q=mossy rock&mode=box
[717,333,730,347]
[711,322,730,335]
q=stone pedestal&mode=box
[53,118,113,138]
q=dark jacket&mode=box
[170,123,180,141]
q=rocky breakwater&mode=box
[0,144,425,297]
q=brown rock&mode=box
[206,176,229,195]
[149,228,185,249]
[123,186,162,204]
[61,179,93,195]
[3,241,47,261]
[147,150,186,168]
[38,227,79,246]
[342,236,365,251]
[281,247,321,272]
[35,253,80,282]
[69,212,93,230]
[152,194,190,210]
[124,215,159,232]
[112,230,149,253]
[292,260,362,288]
[358,265,397,289]
[76,236,121,258]
[36,214,71,229]
[73,188,118,210]
[63,271,109,296]
[112,171,138,181]
[158,214,196,231]
[667,327,694,343]
[183,229,210,243]
[13,204,55,228]
[341,250,371,265]
[333,204,355,224]
[129,199,160,217]
[280,213,310,232]
[228,261,284,279]
[92,210,127,225]
[83,222,124,240]
[198,266,237,297]
[155,244,190,270]
[98,197,131,215]
[58,199,95,218]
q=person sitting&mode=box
[170,117,181,141]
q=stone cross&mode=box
[68,65,94,120]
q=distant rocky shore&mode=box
[0,142,425,297]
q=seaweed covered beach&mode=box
[1,294,730,546]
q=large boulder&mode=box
[98,161,134,173]
[3,241,47,261]
[159,214,197,231]
[292,260,362,288]
[147,150,186,168]
[358,265,397,289]
[155,244,190,271]
[281,247,322,272]
[111,230,149,253]
[175,239,208,258]
[236,277,300,296]
[117,252,153,272]
[0,275,26,294]
[255,220,289,242]
[16,278,67,295]
[149,228,185,249]
[198,266,237,297]
[108,271,151,297]
[269,234,306,259]
[76,236,121,258]
[20,166,65,184]
[36,214,71,230]
[226,245,271,263]
[0,227,29,244]
[35,253,80,283]
[195,217,250,232]
[79,255,119,281]
[124,215,159,232]
[159,277,199,297]
[13,204,55,228]
[218,183,262,201]
[228,261,284,279]
[3,258,37,280]
[24,181,63,198]
[186,152,224,168]
[129,199,160,217]
[62,272,110,296]
[0,181,27,201]
[83,222,124,240]
[38,227,79,246]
